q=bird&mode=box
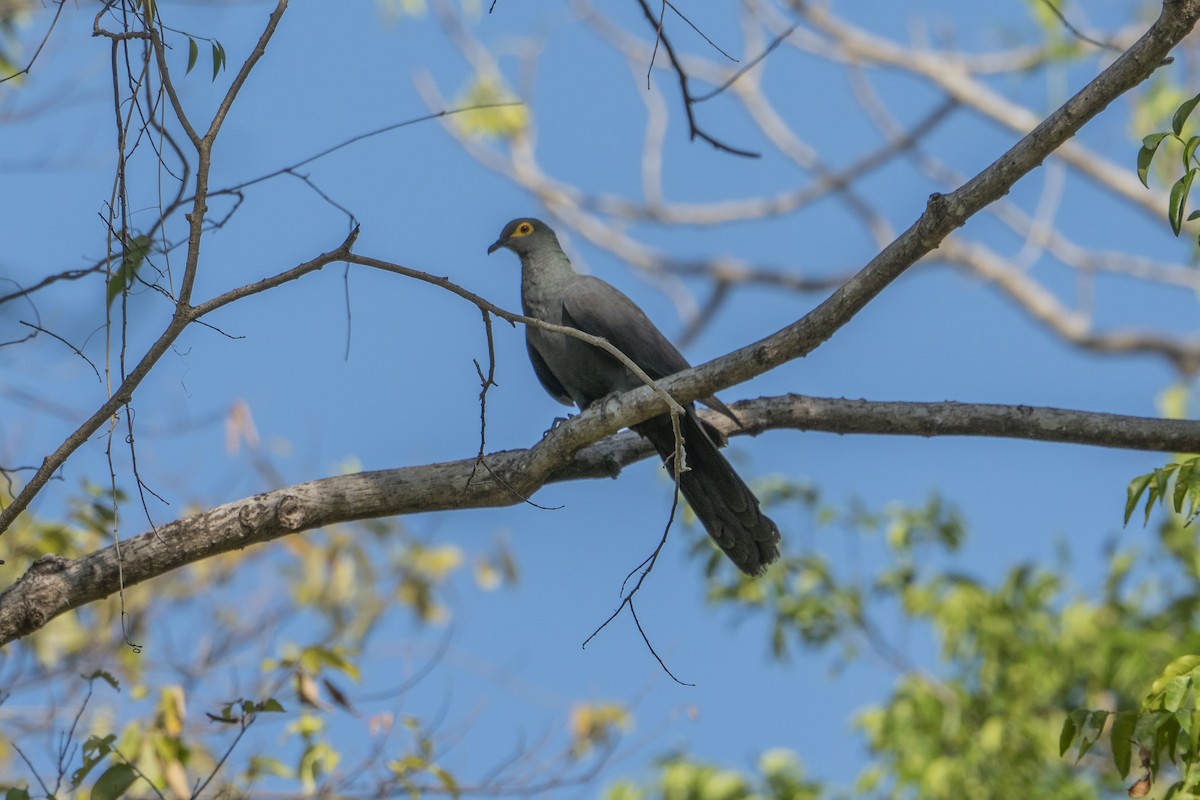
[488,217,781,575]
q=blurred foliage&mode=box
[669,480,1200,799]
[0,479,517,797]
[1060,655,1200,799]
[603,749,821,800]
[1135,92,1200,243]
[570,702,634,758]
[0,0,34,80]
[1125,455,1200,527]
[12,468,1200,797]
[452,74,529,140]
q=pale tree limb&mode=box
[846,65,1200,371]
[934,237,1200,373]
[568,0,1199,354]
[786,1,1163,220]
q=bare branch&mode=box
[203,0,288,145]
[632,0,760,157]
[4,391,1200,645]
[693,23,796,102]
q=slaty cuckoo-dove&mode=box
[488,218,781,575]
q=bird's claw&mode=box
[543,415,575,436]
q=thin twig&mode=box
[209,103,524,199]
[343,254,689,420]
[10,744,51,797]
[693,23,796,102]
[632,0,760,157]
[191,712,254,799]
[0,0,68,85]
[468,309,500,488]
[583,486,692,686]
[18,321,101,381]
[1039,0,1123,52]
[665,0,737,62]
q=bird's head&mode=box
[487,218,559,257]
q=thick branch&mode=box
[557,394,1200,479]
[3,392,1198,646]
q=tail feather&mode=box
[635,410,781,575]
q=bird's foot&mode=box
[543,414,575,437]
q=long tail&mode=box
[636,409,781,575]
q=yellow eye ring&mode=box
[516,222,533,235]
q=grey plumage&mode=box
[488,218,781,575]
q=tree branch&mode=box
[2,392,1198,646]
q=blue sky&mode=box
[0,0,1191,794]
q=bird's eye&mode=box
[517,222,532,235]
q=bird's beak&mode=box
[487,237,506,255]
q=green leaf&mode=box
[83,669,120,690]
[1060,710,1084,756]
[1159,715,1181,763]
[258,697,285,713]
[1176,707,1194,737]
[1163,677,1189,712]
[106,234,151,308]
[72,734,117,785]
[1077,710,1109,761]
[1174,462,1193,515]
[1153,467,1172,507]
[247,755,292,779]
[1185,135,1200,169]
[1169,169,1197,236]
[1173,94,1200,137]
[1149,656,1200,698]
[91,764,137,800]
[430,765,460,798]
[186,38,198,75]
[1139,132,1170,188]
[1111,712,1137,778]
[1126,473,1154,526]
[211,41,226,81]
[6,789,31,800]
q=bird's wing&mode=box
[525,334,573,406]
[560,276,691,380]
